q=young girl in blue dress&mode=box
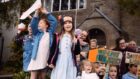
[50,15,80,79]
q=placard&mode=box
[88,49,98,62]
[96,50,122,65]
[97,49,107,63]
[126,52,140,65]
[107,50,122,65]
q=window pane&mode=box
[45,0,52,12]
[70,0,76,9]
[79,0,84,8]
[53,0,60,11]
[61,0,68,10]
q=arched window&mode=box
[89,28,106,46]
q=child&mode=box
[108,65,118,79]
[122,64,138,79]
[23,26,34,72]
[50,15,80,79]
[80,60,99,79]
[27,7,57,79]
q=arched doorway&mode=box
[88,28,106,46]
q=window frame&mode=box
[50,0,87,12]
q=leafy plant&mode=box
[0,0,35,28]
[13,71,30,79]
[13,71,50,79]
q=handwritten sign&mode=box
[107,50,122,65]
[96,50,122,65]
[97,50,107,63]
[125,52,140,65]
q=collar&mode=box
[127,72,138,79]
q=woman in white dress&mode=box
[50,15,80,79]
[27,7,57,79]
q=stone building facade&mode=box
[0,0,140,62]
[50,0,140,48]
[50,0,120,48]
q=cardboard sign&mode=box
[88,49,98,62]
[20,0,42,19]
[107,50,122,65]
[97,49,107,63]
[96,50,122,65]
[125,52,140,65]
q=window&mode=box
[48,0,86,12]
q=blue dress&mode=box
[23,35,34,72]
[51,34,77,79]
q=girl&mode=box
[50,15,80,79]
[27,7,57,79]
[108,65,118,79]
[80,60,99,79]
[23,26,33,72]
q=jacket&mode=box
[48,34,81,66]
[30,13,57,60]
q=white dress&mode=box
[51,34,77,79]
[27,32,50,71]
[81,71,99,79]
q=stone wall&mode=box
[53,0,121,48]
[121,12,140,45]
[1,0,140,62]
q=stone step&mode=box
[0,74,13,79]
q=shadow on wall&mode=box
[0,29,4,65]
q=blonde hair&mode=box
[81,60,96,73]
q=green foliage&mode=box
[118,0,140,16]
[0,0,35,28]
[0,31,29,74]
[20,0,35,12]
[13,71,30,79]
[2,40,23,73]
[13,71,50,79]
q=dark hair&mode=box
[108,65,118,79]
[39,13,50,28]
[60,15,75,40]
[129,64,137,68]
[84,34,90,44]
[114,37,125,50]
